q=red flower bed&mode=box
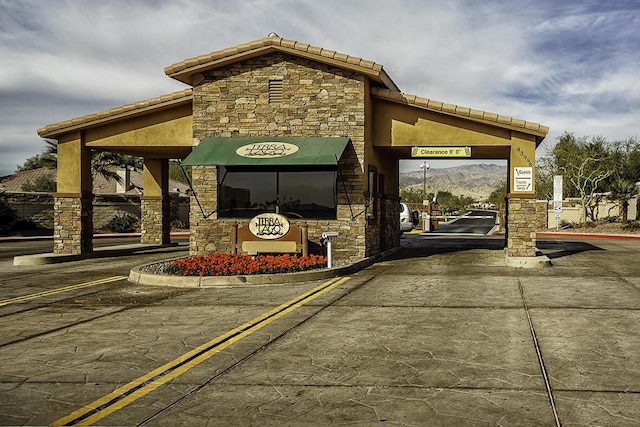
[168,253,328,277]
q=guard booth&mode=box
[38,34,548,263]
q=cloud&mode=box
[0,0,638,176]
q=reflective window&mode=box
[218,167,337,219]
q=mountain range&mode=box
[399,164,506,201]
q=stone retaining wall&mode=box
[4,192,189,231]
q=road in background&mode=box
[434,209,497,235]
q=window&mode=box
[218,166,337,219]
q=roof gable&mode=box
[164,35,399,91]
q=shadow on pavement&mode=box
[536,239,604,259]
[387,235,505,261]
[388,235,604,262]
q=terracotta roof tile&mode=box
[38,89,193,138]
[371,87,549,137]
[164,36,399,91]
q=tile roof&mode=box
[371,87,549,137]
[164,35,400,91]
[0,167,190,195]
[38,89,193,138]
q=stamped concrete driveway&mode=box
[0,235,639,425]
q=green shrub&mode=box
[0,191,17,234]
[102,213,140,233]
[21,175,57,192]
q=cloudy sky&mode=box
[1,0,638,176]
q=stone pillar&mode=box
[141,197,170,244]
[506,195,538,257]
[506,132,538,257]
[54,132,93,254]
[141,159,170,244]
[53,196,93,254]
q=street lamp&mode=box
[420,161,430,231]
[420,161,430,201]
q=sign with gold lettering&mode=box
[249,213,290,240]
[236,142,299,159]
[411,146,471,158]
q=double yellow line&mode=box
[52,276,351,426]
[0,276,127,307]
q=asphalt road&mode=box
[435,209,497,234]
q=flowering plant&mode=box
[167,253,328,277]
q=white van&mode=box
[399,202,415,232]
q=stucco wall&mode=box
[189,52,381,262]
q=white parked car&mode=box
[399,202,415,232]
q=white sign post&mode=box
[553,175,563,231]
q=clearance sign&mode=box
[412,146,471,158]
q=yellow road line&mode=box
[51,276,351,426]
[0,276,127,307]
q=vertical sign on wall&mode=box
[553,175,563,230]
[513,167,533,192]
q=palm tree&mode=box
[18,140,143,186]
[609,178,637,223]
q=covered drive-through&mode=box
[38,34,548,264]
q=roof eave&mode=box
[38,89,193,139]
[372,88,549,144]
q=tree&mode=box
[169,160,191,184]
[0,191,17,234]
[548,133,613,225]
[609,178,637,223]
[487,181,507,207]
[21,175,57,192]
[607,138,640,220]
[399,187,427,204]
[16,139,58,172]
[17,140,144,186]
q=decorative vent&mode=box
[268,79,283,104]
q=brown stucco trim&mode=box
[38,89,193,138]
[507,192,537,199]
[371,87,549,142]
[164,36,400,91]
[54,192,86,198]
[140,196,165,201]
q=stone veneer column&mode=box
[53,195,93,254]
[140,196,170,244]
[506,195,538,257]
[141,158,170,245]
[54,131,93,255]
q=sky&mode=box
[1,0,638,176]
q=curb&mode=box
[129,247,401,288]
[1,232,190,243]
[13,243,184,266]
[537,232,640,241]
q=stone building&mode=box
[38,35,548,261]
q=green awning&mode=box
[181,137,350,166]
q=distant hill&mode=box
[400,164,506,201]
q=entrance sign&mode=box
[514,167,533,192]
[249,213,290,239]
[236,142,299,159]
[411,146,471,158]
